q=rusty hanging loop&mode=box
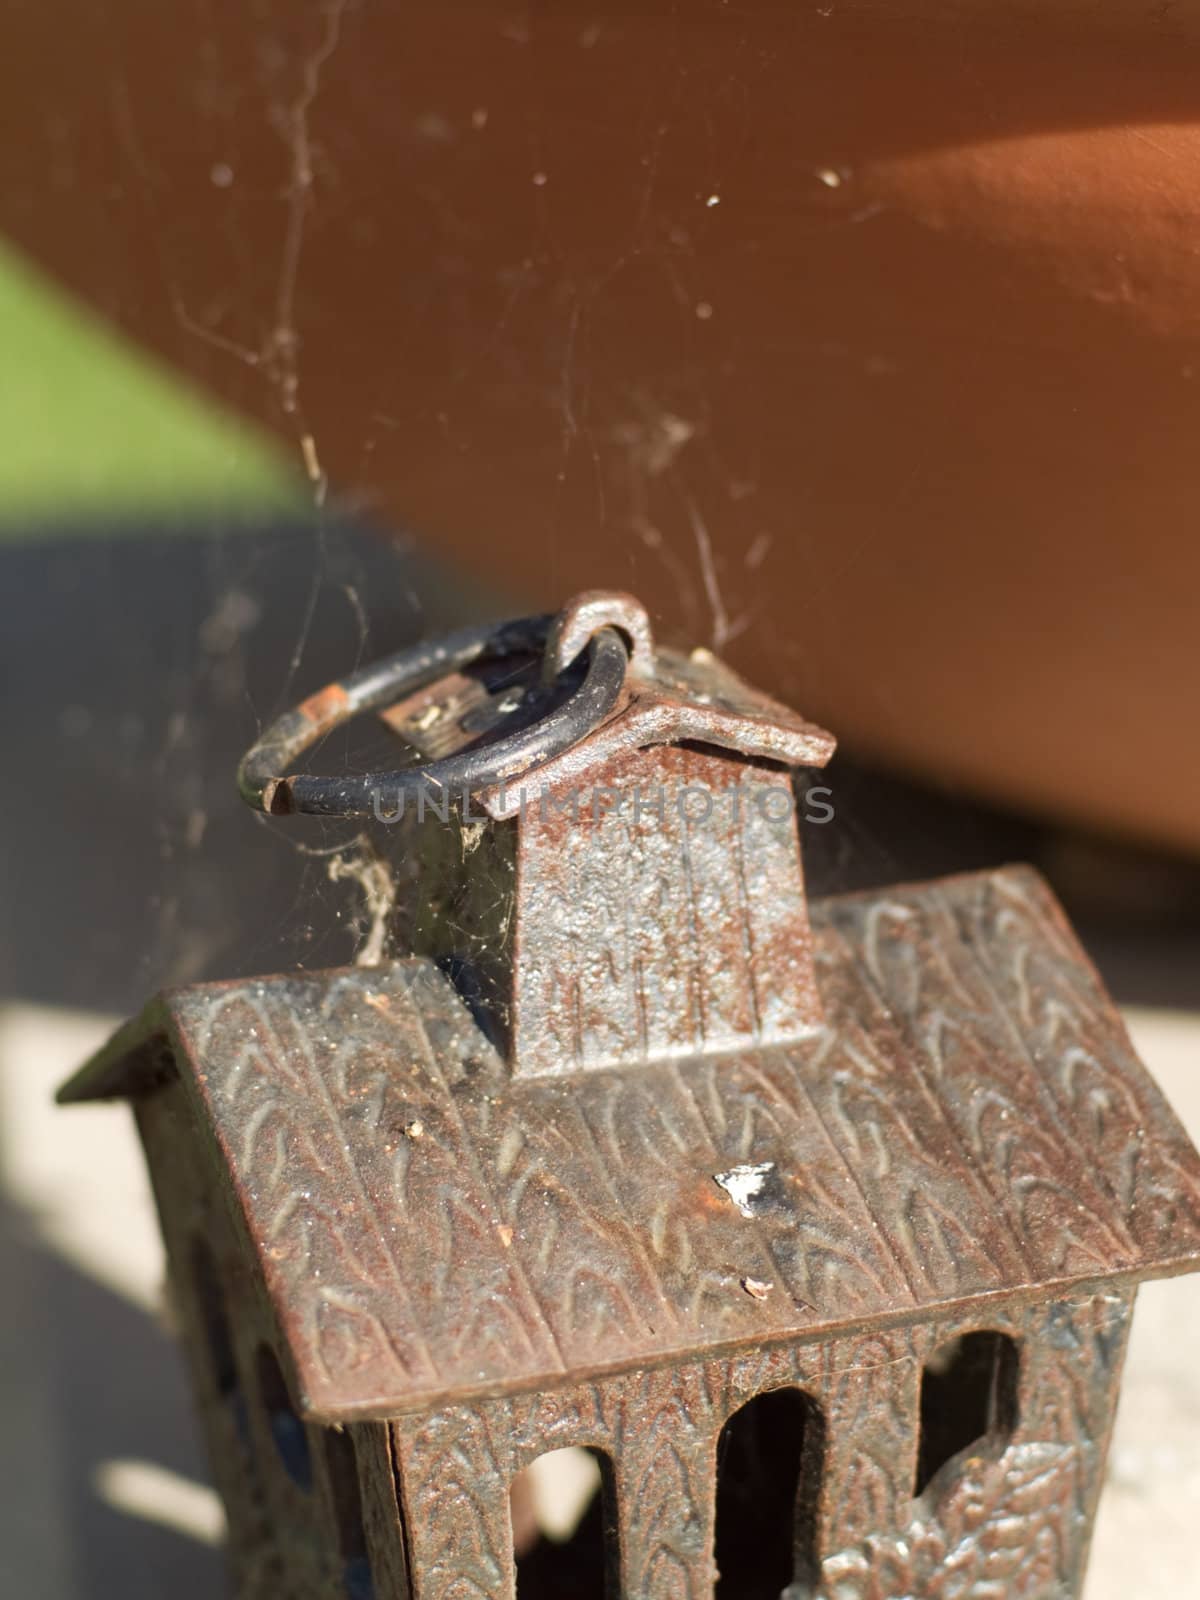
[237,601,636,819]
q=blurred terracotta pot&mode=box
[4,0,1200,848]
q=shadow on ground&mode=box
[0,1198,223,1599]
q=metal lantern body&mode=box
[61,597,1200,1600]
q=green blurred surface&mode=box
[0,240,298,533]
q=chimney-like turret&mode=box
[382,593,835,1075]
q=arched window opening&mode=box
[714,1387,823,1600]
[256,1343,313,1491]
[324,1429,375,1600]
[511,1445,616,1599]
[915,1330,1020,1498]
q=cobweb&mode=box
[3,0,944,1023]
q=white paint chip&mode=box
[714,1161,775,1217]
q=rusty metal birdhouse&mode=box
[60,592,1200,1600]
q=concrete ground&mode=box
[1,999,1196,1598]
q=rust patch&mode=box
[298,681,351,729]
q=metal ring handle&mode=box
[237,613,630,819]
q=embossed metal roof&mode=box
[61,865,1200,1422]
